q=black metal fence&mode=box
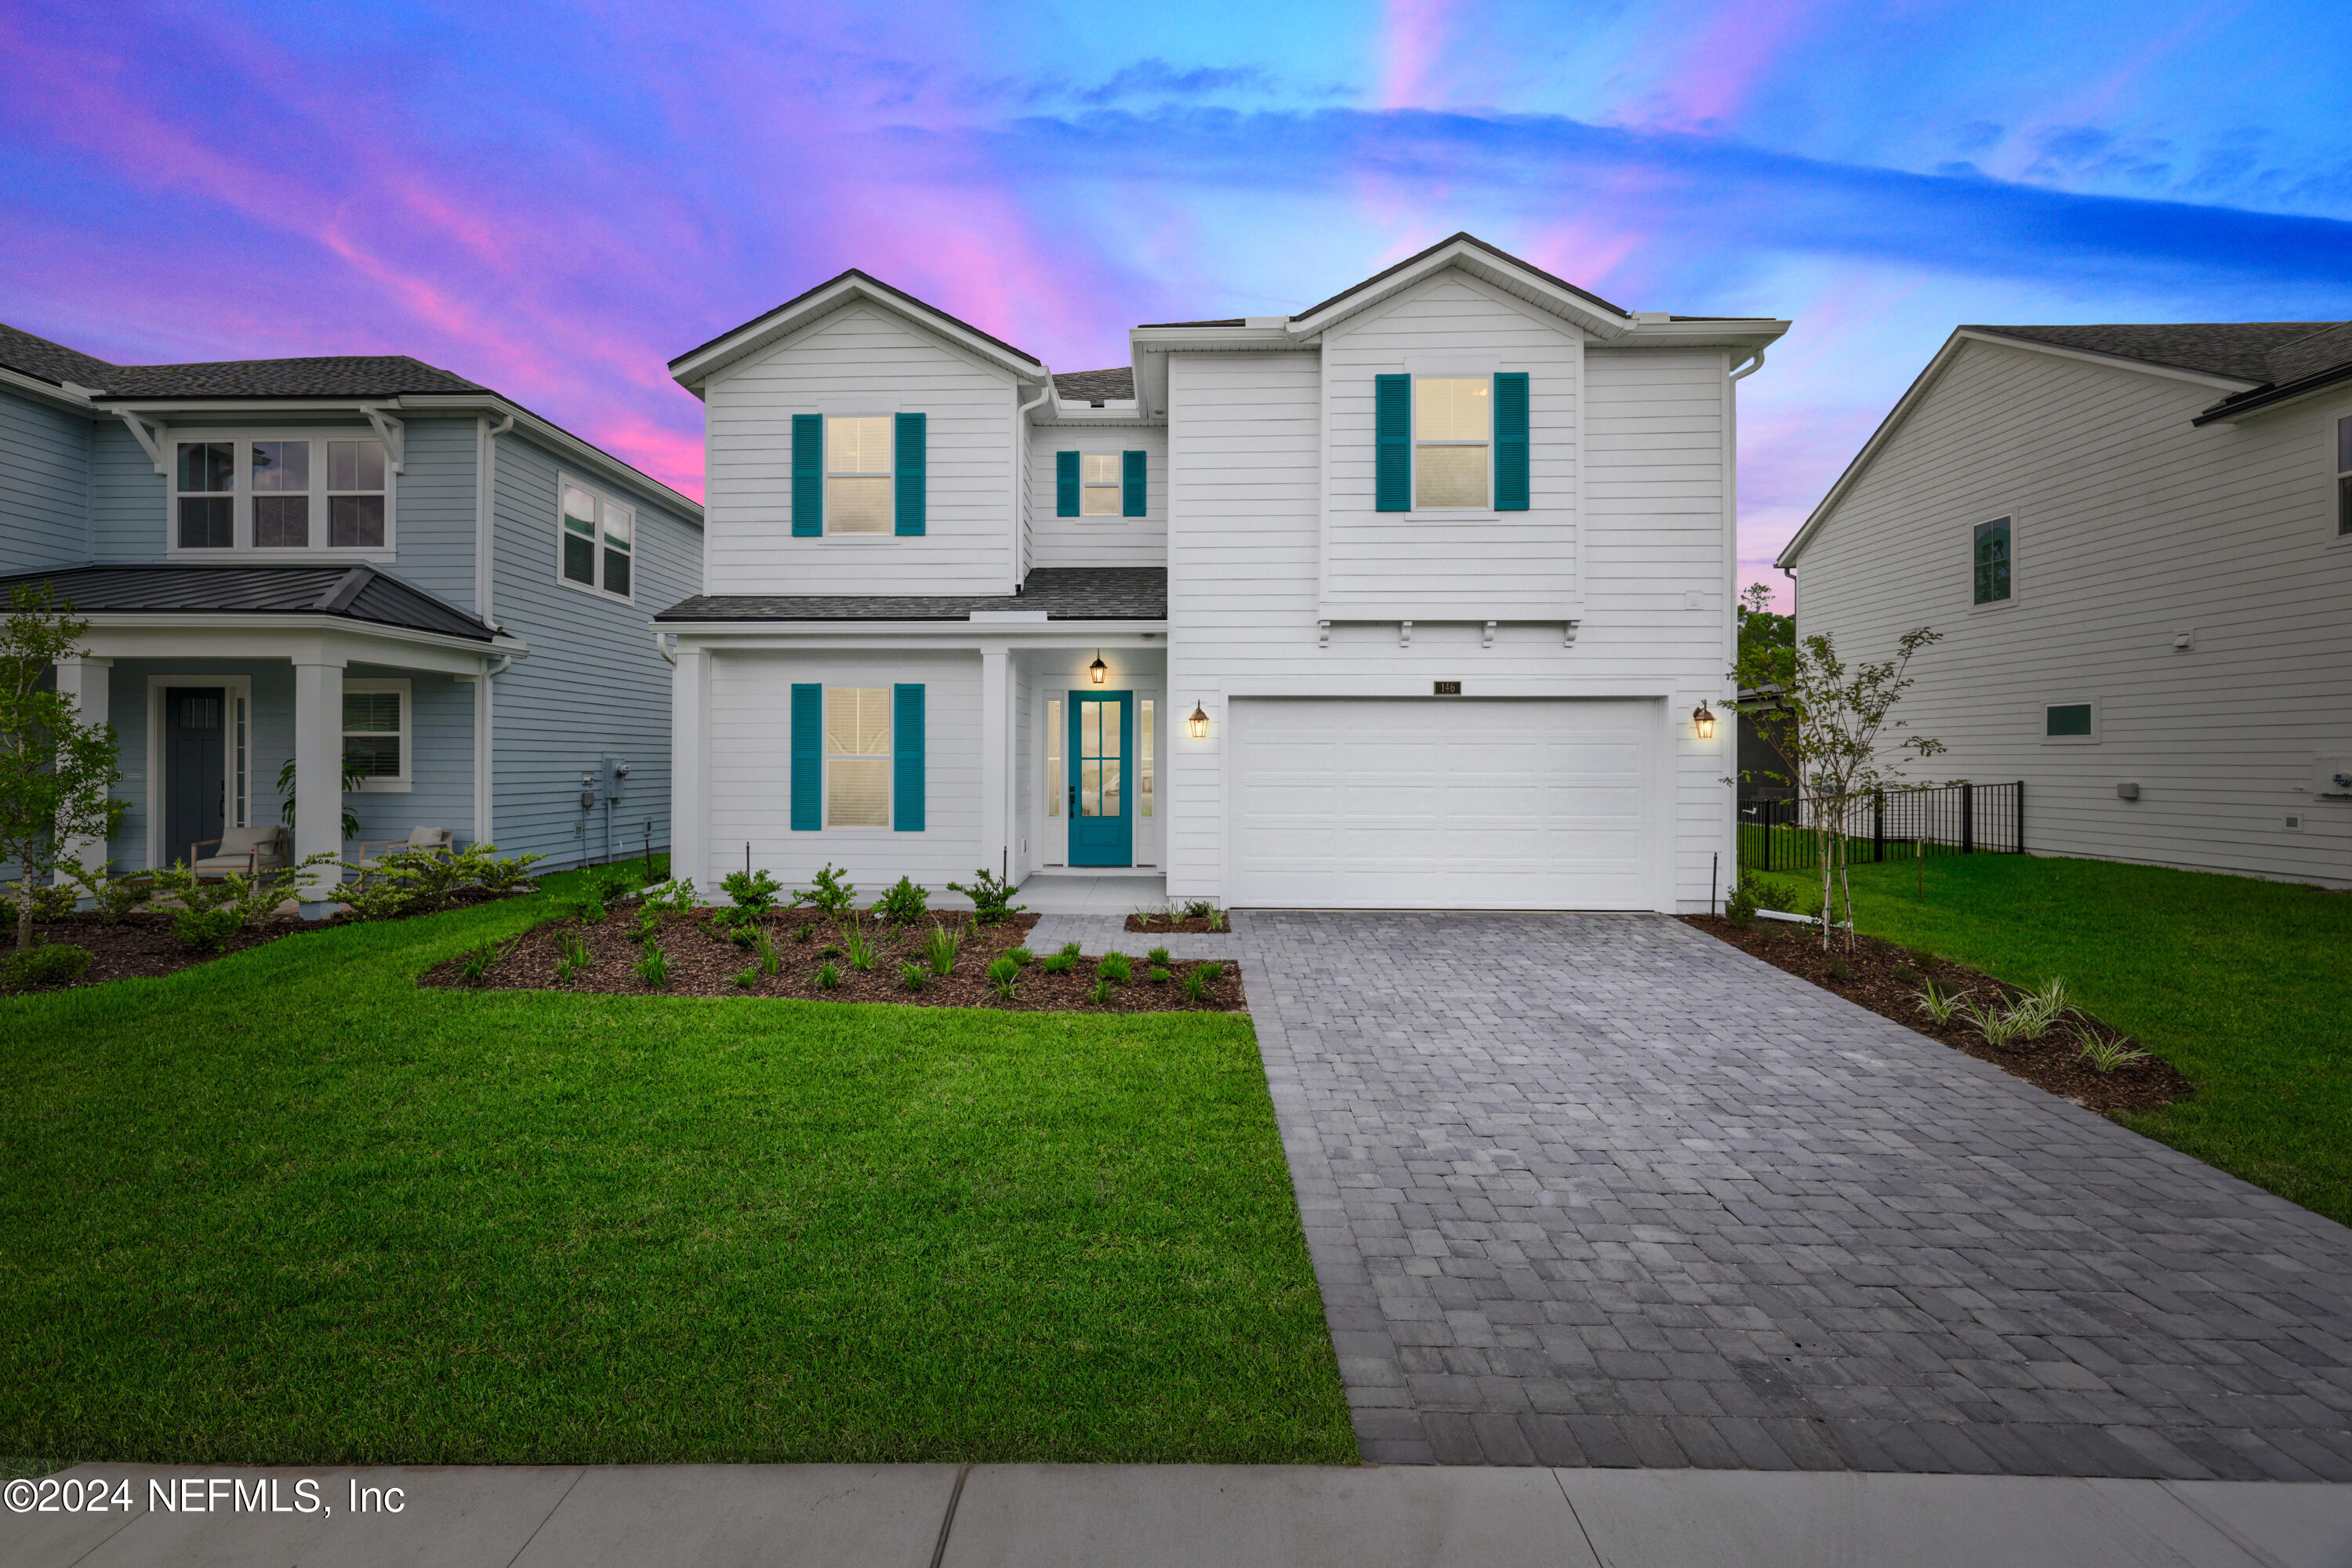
[1738,782,2023,873]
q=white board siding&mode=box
[702,301,1018,596]
[1795,338,2352,885]
[1229,697,1657,908]
[1025,424,1167,570]
[704,649,981,893]
[1319,271,1581,619]
[1164,346,1735,911]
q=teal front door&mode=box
[1068,691,1134,867]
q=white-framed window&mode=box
[342,679,412,791]
[1081,454,1122,516]
[2336,415,2351,536]
[1139,696,1154,818]
[1046,697,1062,819]
[169,432,393,554]
[2042,699,2100,745]
[824,686,891,827]
[559,477,635,601]
[827,416,893,535]
[1414,376,1491,510]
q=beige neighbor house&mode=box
[655,234,1789,911]
[1777,320,2352,887]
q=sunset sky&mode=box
[5,1,2347,599]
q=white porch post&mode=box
[52,655,114,881]
[471,663,494,848]
[670,647,708,889]
[979,646,1011,884]
[292,656,346,913]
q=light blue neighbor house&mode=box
[0,321,702,889]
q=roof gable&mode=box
[1286,232,1635,339]
[670,270,1044,391]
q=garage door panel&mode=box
[1231,697,1658,909]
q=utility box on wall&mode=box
[2312,757,2352,799]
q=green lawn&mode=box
[1795,853,2352,1228]
[0,870,1352,1467]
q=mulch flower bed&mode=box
[1680,914,2193,1113]
[1124,911,1229,935]
[5,887,526,994]
[423,907,1250,1014]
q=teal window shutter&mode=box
[895,412,926,535]
[1122,450,1146,517]
[1494,372,1530,510]
[790,684,822,829]
[1056,450,1080,516]
[1375,375,1410,511]
[792,415,822,536]
[893,684,924,831]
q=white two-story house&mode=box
[658,234,1787,911]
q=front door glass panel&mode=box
[1068,691,1133,866]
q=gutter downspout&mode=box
[1730,349,1767,382]
[472,412,515,848]
[1014,377,1053,593]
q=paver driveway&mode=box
[1240,911,2352,1477]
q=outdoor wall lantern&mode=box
[1089,652,1108,684]
[1188,701,1209,739]
[1692,703,1717,740]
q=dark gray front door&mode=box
[164,686,226,869]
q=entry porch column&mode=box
[292,655,346,915]
[978,646,1011,882]
[51,655,114,883]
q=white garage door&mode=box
[1229,697,1659,909]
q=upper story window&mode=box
[172,434,390,554]
[560,479,634,601]
[1973,517,2012,605]
[1082,455,1123,515]
[827,416,893,535]
[2336,416,2351,535]
[1415,378,1491,509]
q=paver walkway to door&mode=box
[1239,911,2352,1477]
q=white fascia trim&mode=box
[1607,318,1791,354]
[669,277,1044,390]
[662,620,1166,651]
[0,365,99,413]
[1283,241,1636,341]
[76,612,527,659]
[1776,328,2259,571]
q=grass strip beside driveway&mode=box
[1826,853,2352,1227]
[0,873,1352,1465]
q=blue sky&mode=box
[3,0,2347,594]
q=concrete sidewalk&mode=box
[11,1464,2350,1566]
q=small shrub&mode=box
[946,867,1025,924]
[1204,909,1227,931]
[644,877,700,912]
[924,922,964,977]
[1059,942,1082,959]
[1089,976,1114,1005]
[1957,993,2029,1048]
[756,925,782,977]
[634,908,662,943]
[1195,961,1225,986]
[1040,952,1076,975]
[2074,1027,2151,1074]
[565,896,608,924]
[1182,967,1209,1002]
[1183,899,1214,920]
[842,922,878,972]
[732,965,759,989]
[68,866,155,924]
[1891,963,1923,985]
[1098,951,1132,983]
[554,931,593,983]
[592,869,633,906]
[1824,958,1851,982]
[721,867,783,913]
[635,940,669,989]
[818,943,842,959]
[5,882,80,923]
[899,960,927,992]
[728,922,757,949]
[1724,872,1763,926]
[1914,981,1968,1025]
[2,943,92,990]
[873,875,930,927]
[815,960,841,990]
[458,939,511,984]
[986,954,1019,999]
[1007,946,1034,966]
[789,920,815,943]
[2008,977,2072,1040]
[172,906,245,953]
[1907,947,1939,969]
[1147,946,1171,967]
[797,864,858,918]
[1149,965,1172,984]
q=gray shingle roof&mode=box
[656,567,1165,622]
[1963,321,2347,385]
[0,320,485,399]
[1053,366,1135,403]
[0,564,499,641]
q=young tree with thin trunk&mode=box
[0,584,125,953]
[1728,623,1945,949]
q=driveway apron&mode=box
[1239,911,2352,1476]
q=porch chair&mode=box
[354,826,456,872]
[190,826,291,878]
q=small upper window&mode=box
[327,440,387,548]
[1081,454,1121,516]
[827,416,892,535]
[823,687,891,827]
[2336,416,2351,535]
[176,441,234,549]
[560,481,634,601]
[2045,703,2092,738]
[1973,518,2012,604]
[252,440,310,547]
[1415,377,1490,509]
